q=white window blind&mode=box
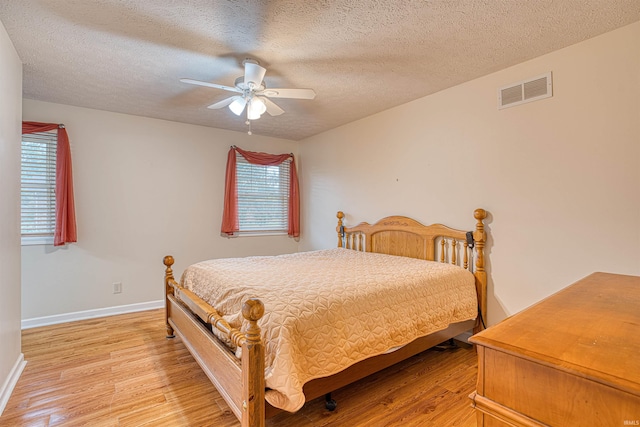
[21,131,57,237]
[236,154,290,233]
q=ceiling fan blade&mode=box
[207,96,240,110]
[244,61,267,88]
[260,97,285,116]
[259,88,316,100]
[180,78,242,93]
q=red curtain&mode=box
[22,121,77,246]
[221,146,300,238]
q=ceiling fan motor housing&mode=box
[234,76,265,93]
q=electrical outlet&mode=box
[113,282,122,294]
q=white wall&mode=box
[0,20,24,413]
[299,22,640,325]
[17,22,640,327]
[21,100,298,320]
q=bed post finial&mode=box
[242,298,265,324]
[473,209,488,332]
[163,255,176,338]
[336,211,345,248]
[474,208,487,220]
[163,255,175,284]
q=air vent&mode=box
[498,72,552,109]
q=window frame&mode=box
[234,153,291,236]
[20,130,57,246]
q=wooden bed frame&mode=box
[163,208,488,427]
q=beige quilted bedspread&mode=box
[180,248,477,412]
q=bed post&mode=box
[473,209,487,333]
[163,255,176,338]
[241,298,266,427]
[336,211,344,248]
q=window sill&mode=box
[21,236,54,246]
[226,231,289,238]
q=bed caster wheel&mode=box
[325,393,337,411]
[325,399,337,411]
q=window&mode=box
[236,153,291,234]
[221,146,299,238]
[21,131,57,244]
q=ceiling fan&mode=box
[181,59,316,122]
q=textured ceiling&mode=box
[1,1,638,141]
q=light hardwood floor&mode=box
[1,309,478,427]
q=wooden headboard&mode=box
[336,209,488,331]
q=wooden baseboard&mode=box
[0,353,27,416]
[21,300,164,329]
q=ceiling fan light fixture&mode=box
[229,97,247,115]
[182,59,315,122]
[247,97,267,120]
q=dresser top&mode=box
[470,272,640,396]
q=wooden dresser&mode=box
[469,272,640,427]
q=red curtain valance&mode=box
[221,146,300,238]
[22,121,77,246]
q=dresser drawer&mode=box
[473,347,640,426]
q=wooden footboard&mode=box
[164,256,265,427]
